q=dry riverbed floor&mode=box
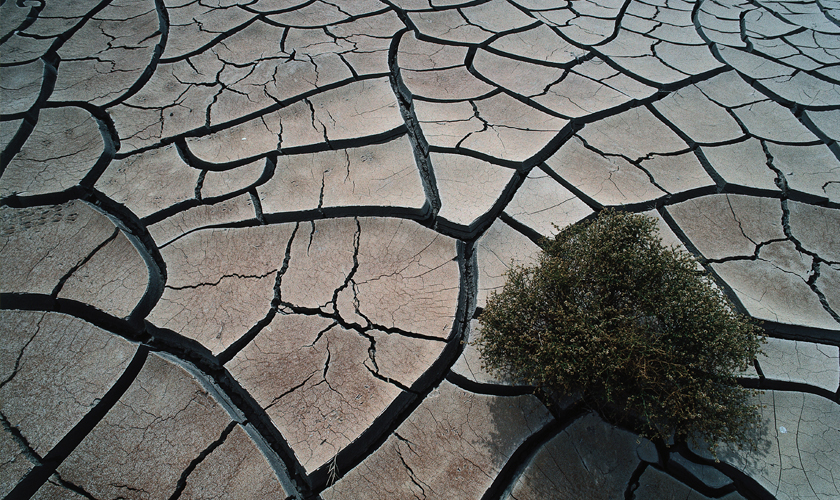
[1,0,839,498]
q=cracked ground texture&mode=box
[0,0,838,498]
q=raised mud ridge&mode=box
[2,0,839,499]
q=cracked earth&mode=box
[0,0,838,498]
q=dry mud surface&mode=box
[1,0,839,498]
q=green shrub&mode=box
[477,210,765,453]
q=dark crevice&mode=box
[50,228,119,298]
[217,314,278,363]
[624,461,648,500]
[366,364,416,394]
[195,170,206,201]
[0,293,150,342]
[738,376,839,404]
[498,211,545,247]
[480,39,596,71]
[444,371,534,397]
[389,28,442,218]
[327,217,361,319]
[164,270,276,291]
[168,421,238,500]
[0,317,42,391]
[760,319,840,347]
[411,87,501,105]
[272,221,301,305]
[673,442,777,500]
[0,1,46,45]
[174,122,406,173]
[47,472,99,500]
[277,296,448,345]
[655,458,739,498]
[264,373,317,412]
[0,408,43,469]
[394,439,429,498]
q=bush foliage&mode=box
[477,210,765,451]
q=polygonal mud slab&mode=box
[161,0,257,61]
[715,391,840,500]
[577,106,690,162]
[546,135,666,207]
[322,380,552,499]
[176,424,291,499]
[331,217,461,338]
[52,352,289,500]
[451,93,570,165]
[652,84,745,145]
[531,61,658,118]
[788,202,840,264]
[0,59,44,115]
[818,264,840,318]
[0,201,125,296]
[756,338,840,393]
[766,143,840,203]
[49,0,162,105]
[1,106,107,199]
[150,217,461,355]
[401,65,497,101]
[226,312,445,474]
[451,319,512,387]
[147,193,258,247]
[667,194,786,261]
[433,152,516,235]
[487,23,588,65]
[471,49,566,102]
[396,32,469,70]
[96,144,200,219]
[185,77,404,165]
[0,119,22,152]
[710,239,838,330]
[0,310,136,457]
[148,223,296,354]
[413,100,486,150]
[509,413,653,499]
[475,218,541,309]
[503,167,593,237]
[201,159,266,199]
[700,139,781,192]
[730,100,819,145]
[806,110,840,142]
[257,135,428,216]
[56,230,151,319]
[0,427,36,498]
